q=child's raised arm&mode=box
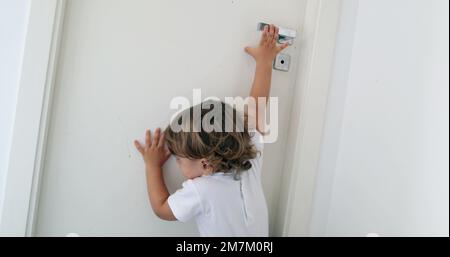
[244,24,289,133]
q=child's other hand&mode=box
[244,24,289,65]
[134,128,171,168]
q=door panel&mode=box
[36,0,306,236]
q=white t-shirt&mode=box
[167,131,268,237]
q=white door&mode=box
[35,0,307,236]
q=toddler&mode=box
[134,24,289,236]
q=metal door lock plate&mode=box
[273,53,290,72]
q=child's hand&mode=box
[245,24,289,65]
[134,128,171,169]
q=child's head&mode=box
[164,100,258,179]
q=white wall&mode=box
[312,0,449,236]
[0,0,30,220]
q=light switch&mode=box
[273,53,290,72]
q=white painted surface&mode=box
[312,0,449,236]
[35,0,307,236]
[0,0,65,236]
[274,0,343,236]
[0,0,30,221]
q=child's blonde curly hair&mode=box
[164,100,259,177]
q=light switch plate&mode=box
[273,53,290,72]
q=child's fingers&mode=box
[244,46,253,55]
[134,140,144,155]
[264,25,272,45]
[269,24,275,39]
[272,27,279,45]
[278,42,289,52]
[157,132,165,148]
[259,25,269,45]
[145,130,152,147]
[153,128,161,147]
[267,24,276,45]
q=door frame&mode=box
[278,0,342,236]
[0,0,66,236]
[0,0,342,236]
